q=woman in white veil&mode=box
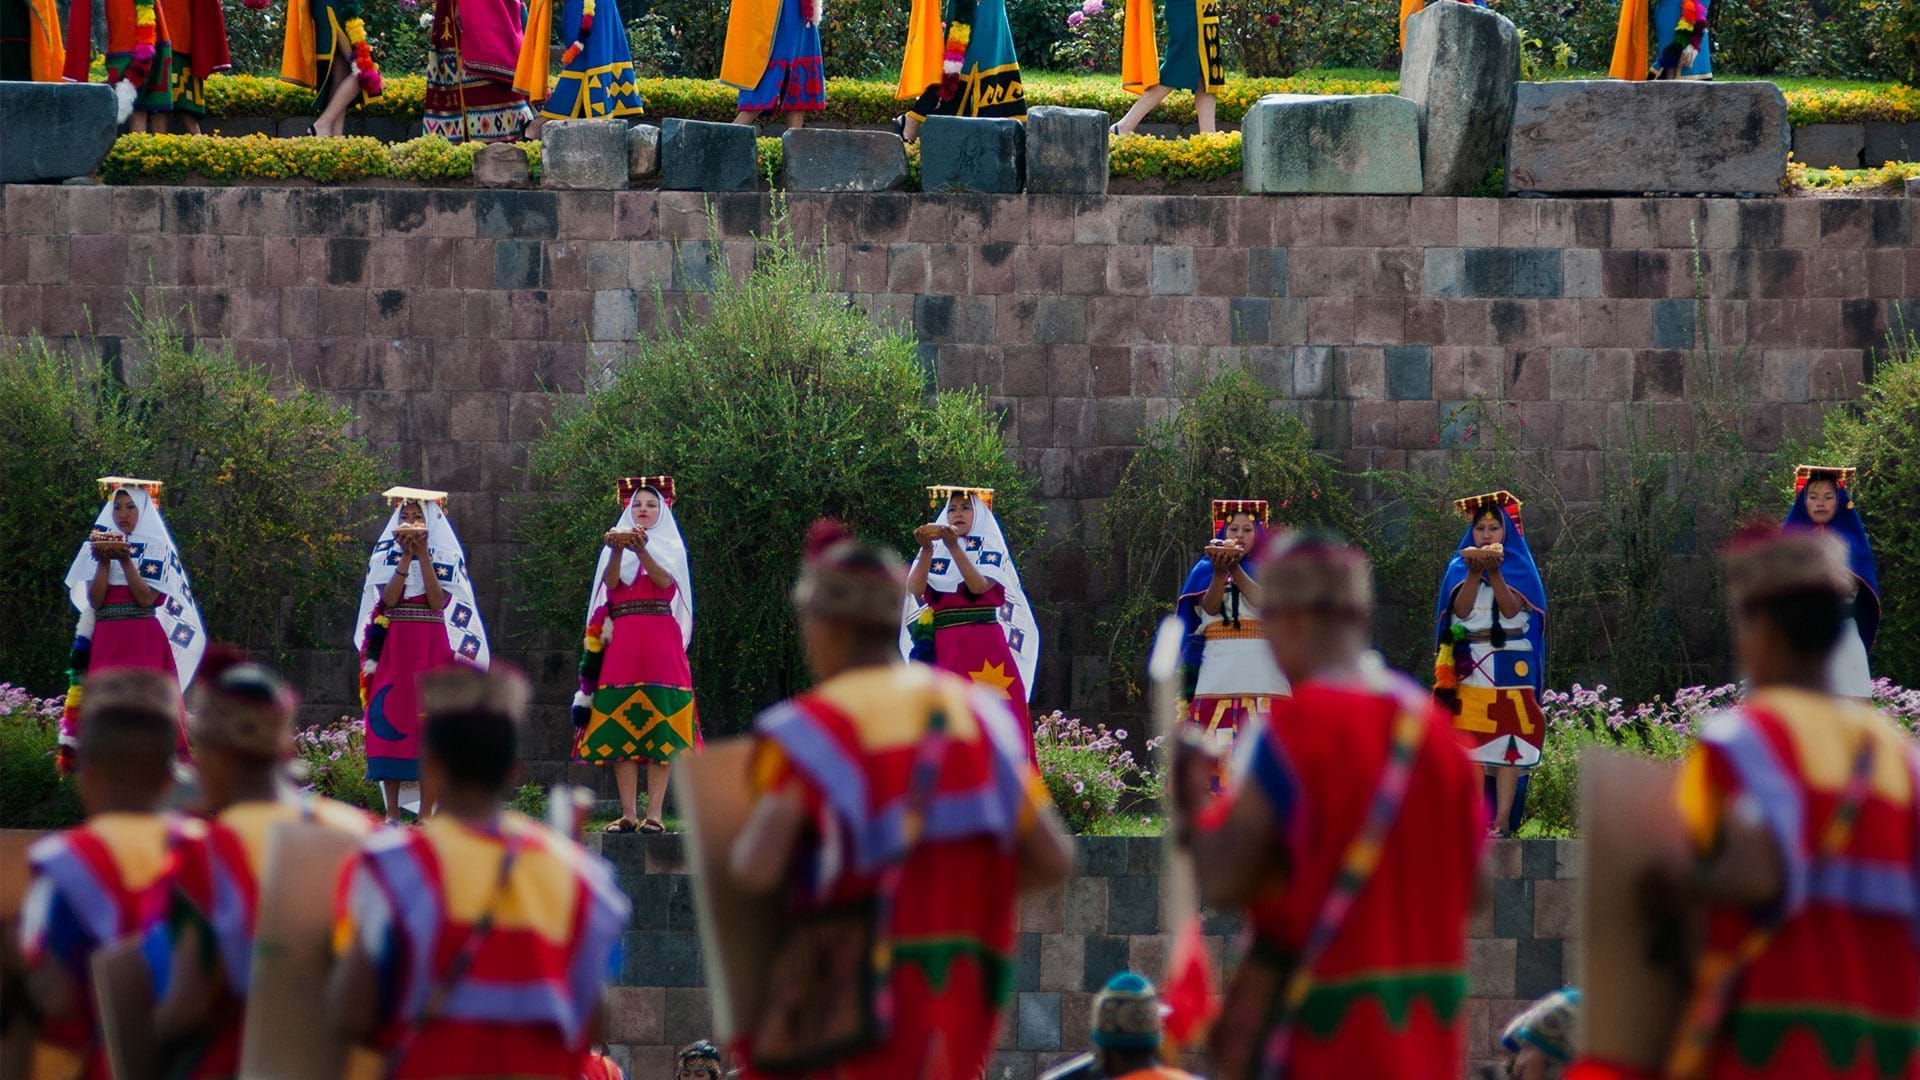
[59,477,207,769]
[573,476,699,834]
[352,487,488,823]
[902,485,1040,757]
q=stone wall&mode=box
[590,832,1580,1078]
[0,185,1913,752]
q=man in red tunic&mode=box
[1172,530,1486,1080]
[1648,524,1920,1080]
[730,520,1075,1079]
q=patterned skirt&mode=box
[421,0,530,143]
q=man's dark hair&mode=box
[421,667,529,794]
[1744,588,1846,656]
[77,669,180,788]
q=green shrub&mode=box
[1033,710,1163,833]
[0,313,384,693]
[518,204,1033,730]
[0,686,84,828]
[101,132,540,185]
[1097,368,1364,698]
[1802,331,1920,689]
[0,345,145,693]
[1007,0,1083,73]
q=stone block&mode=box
[1017,992,1062,1050]
[1106,875,1160,935]
[1025,105,1110,195]
[919,116,1026,194]
[1039,934,1083,991]
[541,119,631,190]
[1866,121,1920,167]
[1385,344,1432,400]
[1507,81,1789,195]
[1651,298,1696,349]
[1398,0,1521,196]
[471,144,530,188]
[1793,123,1865,170]
[1516,938,1565,999]
[660,118,759,193]
[1242,94,1423,195]
[0,83,119,183]
[780,127,908,192]
[1081,935,1130,993]
[1908,177,1920,199]
[627,124,661,181]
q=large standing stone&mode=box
[779,127,908,192]
[541,118,631,190]
[1241,94,1422,195]
[1025,105,1110,195]
[1398,0,1520,196]
[660,118,759,192]
[1865,121,1920,167]
[0,83,119,184]
[918,116,1025,193]
[473,143,531,187]
[628,124,661,181]
[1505,81,1789,195]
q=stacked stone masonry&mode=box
[0,186,1913,743]
[588,832,1579,1078]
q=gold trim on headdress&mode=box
[1453,490,1522,519]
[383,486,448,507]
[1794,465,1856,492]
[929,485,994,509]
[1211,499,1270,527]
[98,477,164,505]
[617,475,676,506]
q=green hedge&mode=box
[101,133,542,184]
[199,71,1920,129]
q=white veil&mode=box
[898,491,1039,700]
[351,499,490,668]
[62,482,208,687]
[584,484,693,646]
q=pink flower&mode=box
[1083,0,1103,12]
[1265,12,1280,25]
[1066,10,1084,26]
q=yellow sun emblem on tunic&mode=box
[967,660,1016,698]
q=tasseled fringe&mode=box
[1432,641,1457,690]
[938,21,971,102]
[561,0,596,67]
[575,606,609,728]
[358,611,391,710]
[58,635,91,774]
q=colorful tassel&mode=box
[57,636,91,774]
[938,21,971,101]
[575,606,608,726]
[344,16,381,93]
[560,0,595,68]
[358,611,390,710]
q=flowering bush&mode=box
[1521,680,1920,837]
[1051,0,1136,72]
[294,718,384,814]
[1109,130,1242,181]
[100,133,541,185]
[1032,711,1165,834]
[0,683,81,828]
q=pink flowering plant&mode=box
[294,717,384,813]
[0,683,82,827]
[1032,710,1165,834]
[1521,680,1920,837]
[1050,0,1140,72]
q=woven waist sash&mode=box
[932,606,999,630]
[610,599,673,619]
[1202,619,1267,640]
[385,605,446,624]
[95,603,156,621]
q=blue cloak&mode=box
[1784,482,1880,650]
[1176,519,1267,694]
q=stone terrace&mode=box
[1,185,1914,745]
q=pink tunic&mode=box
[363,595,455,782]
[923,583,1031,752]
[91,583,188,754]
[600,577,691,687]
[578,577,701,766]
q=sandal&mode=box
[892,114,916,145]
[639,818,665,834]
[604,817,639,834]
[303,124,318,138]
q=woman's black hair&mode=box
[1745,588,1847,656]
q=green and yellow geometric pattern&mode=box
[580,682,697,765]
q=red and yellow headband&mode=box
[98,476,164,506]
[929,485,993,509]
[617,475,676,506]
[1793,465,1855,493]
[1454,490,1523,532]
[1211,499,1270,529]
